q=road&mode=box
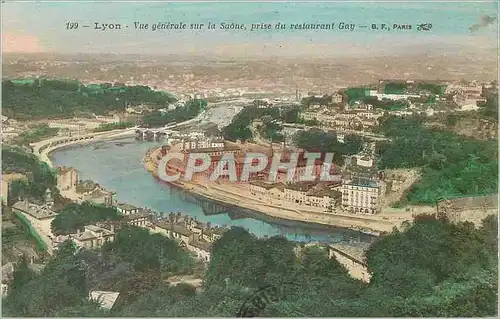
[250,121,272,146]
[282,123,391,141]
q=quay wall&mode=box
[144,146,390,235]
[32,129,136,167]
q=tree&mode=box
[3,240,88,317]
[101,226,194,273]
[2,79,177,120]
[2,146,59,202]
[51,202,123,235]
[10,256,36,291]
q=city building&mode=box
[367,89,420,101]
[1,173,28,204]
[188,238,212,262]
[123,212,152,227]
[249,181,281,199]
[332,92,344,104]
[436,194,498,227]
[300,109,382,132]
[173,146,243,182]
[341,177,380,214]
[283,183,316,204]
[341,142,381,214]
[75,180,115,206]
[89,291,120,310]
[47,121,82,132]
[305,186,342,209]
[180,136,225,150]
[201,226,226,243]
[337,134,345,143]
[12,197,57,235]
[344,101,374,113]
[247,180,341,210]
[70,225,115,249]
[115,203,140,215]
[446,81,486,108]
[56,167,79,191]
[147,214,229,263]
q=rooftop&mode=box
[73,225,114,241]
[2,173,28,183]
[307,188,342,198]
[85,225,108,232]
[115,203,138,211]
[12,200,57,219]
[123,212,152,221]
[183,145,241,153]
[56,166,77,175]
[438,194,498,212]
[154,221,193,237]
[172,224,193,237]
[346,177,379,188]
[189,238,212,252]
[249,181,283,190]
[204,226,226,236]
[75,180,99,194]
[284,182,316,193]
[89,291,120,310]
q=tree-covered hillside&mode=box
[2,146,59,204]
[3,215,497,317]
[377,115,498,204]
[2,79,176,120]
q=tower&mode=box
[44,188,54,208]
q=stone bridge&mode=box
[36,135,96,154]
[135,127,170,140]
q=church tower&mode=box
[44,188,54,208]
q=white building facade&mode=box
[341,179,380,214]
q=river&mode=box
[51,138,374,245]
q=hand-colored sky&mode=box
[2,0,498,56]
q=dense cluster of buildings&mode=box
[299,79,495,132]
[179,136,225,150]
[240,142,382,214]
[177,88,246,100]
[247,180,342,210]
[301,100,383,132]
[8,188,224,262]
[162,140,347,186]
[150,214,226,262]
[158,129,384,214]
[56,166,115,206]
[446,81,486,110]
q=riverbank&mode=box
[144,146,417,235]
[32,129,136,167]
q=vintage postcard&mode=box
[1,0,498,317]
